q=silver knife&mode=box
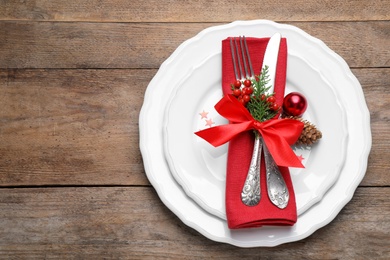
[262,33,290,209]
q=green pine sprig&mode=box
[247,66,279,122]
[252,65,271,96]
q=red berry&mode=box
[270,102,280,111]
[242,87,250,95]
[260,94,266,101]
[233,88,241,97]
[244,79,252,87]
[244,86,253,95]
[243,95,251,102]
[233,80,242,88]
[266,96,276,104]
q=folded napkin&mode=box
[222,37,297,229]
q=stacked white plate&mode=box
[139,20,371,247]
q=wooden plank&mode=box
[0,0,389,22]
[0,186,388,258]
[0,21,389,69]
[0,69,153,186]
[353,68,390,187]
[0,68,388,187]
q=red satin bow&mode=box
[195,94,305,168]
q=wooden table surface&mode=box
[0,1,389,259]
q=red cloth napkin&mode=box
[222,37,297,229]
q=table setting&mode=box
[2,2,389,257]
[139,20,371,247]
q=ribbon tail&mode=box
[195,121,253,147]
[256,119,304,168]
[261,133,304,168]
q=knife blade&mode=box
[261,33,281,94]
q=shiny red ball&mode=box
[283,92,308,116]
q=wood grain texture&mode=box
[353,68,390,186]
[0,1,389,257]
[0,69,152,186]
[0,187,388,259]
[0,0,389,22]
[0,21,389,69]
[0,68,388,187]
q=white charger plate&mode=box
[164,51,348,220]
[139,20,371,247]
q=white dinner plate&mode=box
[164,51,348,219]
[139,20,371,247]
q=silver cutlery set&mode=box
[229,35,289,209]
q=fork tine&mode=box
[230,36,254,80]
[229,38,239,81]
[239,36,250,78]
[234,38,244,80]
[243,36,255,77]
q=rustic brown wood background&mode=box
[0,1,389,258]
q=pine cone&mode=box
[282,115,322,145]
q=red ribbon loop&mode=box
[195,94,304,168]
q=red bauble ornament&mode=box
[283,92,308,116]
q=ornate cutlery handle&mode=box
[262,137,289,209]
[241,133,261,206]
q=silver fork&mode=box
[230,37,261,206]
[230,36,289,208]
